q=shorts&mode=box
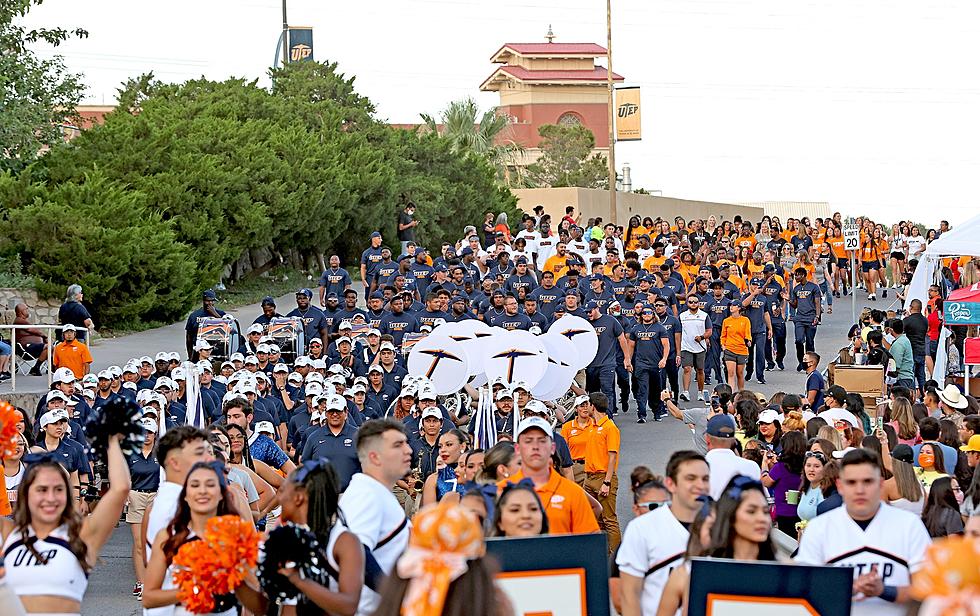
[861,261,880,272]
[837,257,849,268]
[126,490,156,524]
[21,342,45,356]
[890,251,905,261]
[723,350,748,365]
[681,350,705,370]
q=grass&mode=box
[217,266,313,308]
[0,255,35,289]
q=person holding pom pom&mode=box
[142,461,263,615]
[0,430,131,614]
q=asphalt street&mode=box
[80,289,880,615]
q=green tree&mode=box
[0,0,87,171]
[420,97,524,185]
[526,123,608,189]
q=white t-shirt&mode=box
[679,310,712,354]
[535,236,558,268]
[817,407,860,429]
[616,504,690,615]
[906,235,926,257]
[515,230,541,256]
[567,239,589,261]
[339,473,411,616]
[706,448,762,500]
[795,502,931,616]
[145,480,183,616]
[635,247,656,263]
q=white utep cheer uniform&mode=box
[795,502,931,616]
[3,523,87,607]
[616,504,690,615]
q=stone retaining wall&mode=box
[0,288,60,325]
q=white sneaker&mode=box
[868,293,876,301]
[697,391,705,402]
[680,391,690,402]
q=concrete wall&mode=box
[0,288,60,325]
[512,187,765,227]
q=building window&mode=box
[557,112,582,127]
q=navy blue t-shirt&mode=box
[805,371,826,411]
[286,305,329,344]
[629,322,669,369]
[589,314,625,369]
[360,247,385,280]
[318,268,352,297]
[791,282,821,323]
[380,311,419,347]
[741,293,771,334]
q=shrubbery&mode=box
[0,62,520,328]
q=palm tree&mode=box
[420,98,525,186]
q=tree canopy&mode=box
[526,123,608,189]
[0,61,520,328]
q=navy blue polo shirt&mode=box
[303,424,361,490]
[185,306,226,338]
[588,314,625,369]
[58,301,92,338]
[127,450,161,492]
[40,437,88,476]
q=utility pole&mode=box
[606,0,617,225]
[281,0,289,67]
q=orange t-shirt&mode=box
[721,316,752,355]
[542,254,569,279]
[560,419,593,461]
[584,414,621,474]
[794,261,815,281]
[0,472,9,516]
[499,468,600,535]
[829,237,846,259]
[860,237,881,263]
[642,255,666,272]
[734,235,757,251]
[53,340,93,378]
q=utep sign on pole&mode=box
[843,218,860,325]
[687,558,853,615]
[287,27,313,62]
[615,86,641,141]
[486,533,609,616]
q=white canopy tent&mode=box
[903,213,980,385]
[904,213,980,310]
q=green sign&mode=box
[944,301,980,325]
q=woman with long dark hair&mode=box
[491,482,549,538]
[921,476,965,538]
[655,496,716,616]
[421,429,468,507]
[0,433,130,615]
[273,459,363,615]
[761,431,805,535]
[142,461,261,615]
[707,476,777,560]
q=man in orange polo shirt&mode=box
[559,394,594,486]
[501,417,599,535]
[583,392,621,552]
[52,324,93,379]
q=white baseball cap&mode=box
[287,372,303,384]
[122,381,137,392]
[368,364,384,374]
[325,395,347,411]
[337,336,352,346]
[573,394,591,407]
[53,367,76,384]
[380,341,396,352]
[170,368,185,381]
[196,361,213,373]
[757,409,783,424]
[62,324,77,333]
[418,387,437,401]
[421,407,442,421]
[244,355,259,365]
[305,372,323,384]
[495,389,514,401]
[257,344,270,354]
[247,323,264,334]
[97,370,112,380]
[312,359,327,370]
[367,328,381,337]
[304,382,324,396]
[295,356,311,367]
[39,409,69,427]
[267,344,280,354]
[140,356,153,365]
[155,351,169,362]
[168,352,180,362]
[140,417,159,433]
[193,340,212,351]
[254,421,276,436]
[350,383,366,394]
[516,416,553,439]
[511,380,530,393]
[523,399,548,417]
[46,390,69,403]
[338,321,352,331]
[272,363,289,373]
[122,364,139,374]
[108,365,123,378]
[230,352,245,363]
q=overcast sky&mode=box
[24,0,980,226]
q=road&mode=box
[80,291,871,615]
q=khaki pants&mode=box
[584,471,621,553]
[571,461,587,487]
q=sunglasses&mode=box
[804,451,827,463]
[637,501,668,512]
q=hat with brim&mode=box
[938,384,968,410]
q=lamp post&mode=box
[606,0,617,225]
[281,0,289,67]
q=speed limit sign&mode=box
[843,223,860,252]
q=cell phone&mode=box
[876,416,884,431]
[710,395,721,409]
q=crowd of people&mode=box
[0,207,977,616]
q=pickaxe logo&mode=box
[418,349,464,379]
[492,348,537,382]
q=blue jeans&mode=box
[586,365,618,416]
[0,341,10,356]
[818,280,833,307]
[766,321,786,367]
[913,355,927,392]
[793,322,817,351]
[615,365,631,413]
[745,333,768,381]
[706,332,724,383]
[633,365,664,419]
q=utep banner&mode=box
[688,558,852,616]
[486,533,609,616]
[288,27,314,63]
[615,86,641,141]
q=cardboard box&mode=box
[833,365,885,397]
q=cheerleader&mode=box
[0,433,131,615]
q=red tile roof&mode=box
[480,65,623,91]
[491,43,607,61]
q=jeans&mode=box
[662,359,679,402]
[818,280,833,307]
[0,341,9,357]
[794,322,817,351]
[615,365,631,413]
[913,354,927,392]
[633,365,664,419]
[586,365,618,416]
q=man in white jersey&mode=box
[141,425,212,616]
[795,448,931,615]
[339,418,413,616]
[617,450,710,616]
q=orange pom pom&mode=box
[911,535,980,610]
[0,401,22,459]
[170,515,260,614]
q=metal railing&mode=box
[0,324,90,391]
